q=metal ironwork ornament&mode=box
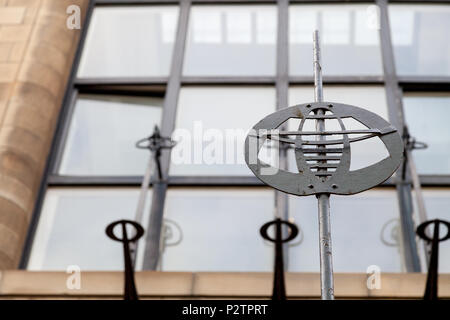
[244,101,403,196]
[131,125,176,266]
[260,218,299,300]
[416,219,450,300]
[106,219,144,301]
[244,31,403,300]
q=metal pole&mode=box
[130,153,155,266]
[406,148,429,267]
[313,30,335,300]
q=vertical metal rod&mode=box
[135,156,155,225]
[275,0,290,268]
[407,150,428,226]
[313,31,323,104]
[313,30,335,300]
[423,222,440,300]
[143,182,168,270]
[406,148,429,267]
[130,154,155,266]
[121,223,139,300]
[273,219,287,300]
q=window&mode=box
[170,86,276,176]
[159,188,274,271]
[403,93,450,175]
[183,5,277,76]
[59,94,163,176]
[390,5,450,77]
[28,188,151,271]
[78,6,179,78]
[289,4,383,76]
[289,189,403,272]
[25,1,450,277]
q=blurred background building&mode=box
[0,0,448,299]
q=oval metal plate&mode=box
[244,102,403,196]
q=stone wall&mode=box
[0,271,448,299]
[0,0,89,269]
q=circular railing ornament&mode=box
[244,30,404,301]
[244,101,403,196]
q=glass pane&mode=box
[289,189,403,272]
[288,86,390,171]
[160,188,274,271]
[403,94,450,174]
[289,4,382,76]
[183,5,277,76]
[78,6,178,78]
[59,94,162,176]
[28,188,151,271]
[390,5,450,76]
[170,86,276,176]
[418,189,450,273]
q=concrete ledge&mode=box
[0,271,448,299]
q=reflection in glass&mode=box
[289,86,390,171]
[289,189,403,272]
[289,5,382,76]
[170,87,276,176]
[59,95,162,176]
[28,188,151,271]
[78,6,178,78]
[390,5,450,76]
[403,94,450,174]
[184,6,277,76]
[160,188,274,271]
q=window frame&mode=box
[19,0,450,273]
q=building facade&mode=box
[0,0,448,299]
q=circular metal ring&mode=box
[260,219,299,243]
[135,137,153,150]
[135,137,177,150]
[416,219,450,242]
[106,220,144,243]
[244,102,403,196]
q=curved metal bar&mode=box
[264,133,379,146]
[274,129,383,136]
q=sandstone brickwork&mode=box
[0,0,89,269]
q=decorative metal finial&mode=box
[244,31,403,300]
[106,220,145,300]
[135,125,177,181]
[260,218,299,300]
[131,125,176,265]
[416,219,450,300]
